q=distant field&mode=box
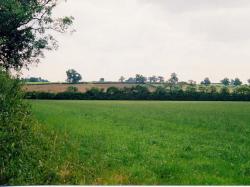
[24,83,156,93]
[31,100,250,184]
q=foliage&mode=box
[231,78,242,86]
[201,77,211,86]
[66,69,82,84]
[99,78,105,83]
[135,74,147,84]
[126,77,136,83]
[119,76,125,83]
[0,0,74,70]
[149,76,158,83]
[0,69,46,184]
[25,84,250,101]
[168,73,178,85]
[30,100,250,184]
[221,78,230,86]
[23,77,49,83]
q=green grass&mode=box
[30,100,250,185]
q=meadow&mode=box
[30,100,250,185]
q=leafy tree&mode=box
[221,78,230,86]
[99,78,105,83]
[198,85,206,93]
[23,77,49,83]
[126,77,136,83]
[107,87,120,95]
[168,73,178,85]
[248,79,250,85]
[135,74,147,84]
[231,78,242,86]
[149,76,158,83]
[201,77,211,86]
[234,86,250,95]
[0,0,74,70]
[66,69,82,84]
[158,76,165,83]
[188,80,196,85]
[186,85,197,93]
[220,86,230,95]
[207,85,217,94]
[119,76,125,82]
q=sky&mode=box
[23,0,250,83]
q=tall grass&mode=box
[30,100,250,185]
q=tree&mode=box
[198,85,206,93]
[186,85,197,93]
[234,86,250,95]
[207,85,217,94]
[221,86,230,95]
[248,79,250,85]
[0,0,74,70]
[231,78,242,86]
[221,78,230,86]
[99,78,105,83]
[201,77,211,86]
[188,80,196,85]
[158,76,165,83]
[135,74,147,84]
[149,76,158,83]
[66,69,82,84]
[119,76,125,83]
[168,73,178,85]
[126,77,136,83]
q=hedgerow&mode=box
[25,85,250,101]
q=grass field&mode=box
[30,100,250,185]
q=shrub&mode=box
[0,70,50,185]
[0,70,35,184]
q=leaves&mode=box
[0,0,74,70]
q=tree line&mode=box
[65,69,250,86]
[25,83,250,101]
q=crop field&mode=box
[30,100,250,185]
[24,83,155,93]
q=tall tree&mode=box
[231,78,242,86]
[188,80,196,85]
[135,74,147,84]
[158,76,164,83]
[119,76,125,83]
[0,0,74,70]
[221,78,230,86]
[66,69,82,84]
[168,73,178,85]
[149,76,158,83]
[201,77,211,86]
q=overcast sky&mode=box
[23,0,250,83]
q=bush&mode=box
[24,85,250,101]
[0,70,61,185]
[0,70,34,183]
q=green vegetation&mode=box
[26,84,250,101]
[0,70,45,184]
[30,100,250,185]
[0,0,73,70]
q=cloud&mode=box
[22,0,250,83]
